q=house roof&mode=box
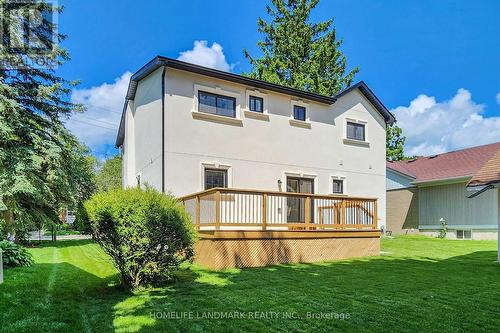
[468,149,500,186]
[387,142,500,184]
[115,56,395,147]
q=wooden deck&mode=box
[180,188,380,269]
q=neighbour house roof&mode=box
[386,142,500,184]
[115,56,395,147]
[468,149,500,186]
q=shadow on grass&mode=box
[0,261,128,333]
[112,250,500,332]
[3,240,500,333]
[31,239,96,248]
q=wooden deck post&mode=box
[373,200,378,230]
[341,199,347,229]
[262,193,267,231]
[215,191,221,231]
[195,195,200,231]
[305,196,311,230]
[318,207,324,230]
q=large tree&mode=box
[245,0,407,159]
[386,124,407,161]
[0,1,94,241]
[95,155,122,192]
[244,0,358,95]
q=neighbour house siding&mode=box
[418,182,498,229]
[386,169,414,190]
[386,188,419,234]
[163,68,388,227]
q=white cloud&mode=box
[391,88,500,156]
[66,72,132,157]
[177,40,232,72]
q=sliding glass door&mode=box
[286,177,314,223]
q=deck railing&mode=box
[180,188,378,231]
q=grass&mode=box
[1,236,499,332]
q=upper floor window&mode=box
[293,105,306,121]
[198,91,236,118]
[332,179,344,194]
[249,95,263,113]
[204,168,227,190]
[347,122,365,141]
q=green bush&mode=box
[74,202,91,233]
[85,188,196,289]
[0,240,34,267]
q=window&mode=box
[198,91,236,118]
[293,105,306,121]
[332,179,344,194]
[204,168,227,190]
[249,95,263,113]
[457,230,472,239]
[347,122,365,141]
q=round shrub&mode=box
[0,240,34,267]
[84,188,196,289]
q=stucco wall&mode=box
[129,67,163,191]
[163,68,388,227]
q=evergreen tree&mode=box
[244,0,358,95]
[0,1,94,241]
[386,124,407,161]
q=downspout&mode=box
[161,66,166,193]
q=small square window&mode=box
[249,96,263,113]
[204,168,227,190]
[293,105,306,121]
[332,179,344,194]
[347,122,365,141]
[457,230,471,239]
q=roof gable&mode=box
[387,142,500,183]
[468,149,500,186]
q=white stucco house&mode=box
[115,56,395,230]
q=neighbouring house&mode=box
[386,142,500,240]
[116,56,395,268]
[58,208,75,225]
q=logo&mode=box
[0,0,59,69]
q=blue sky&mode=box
[59,0,500,158]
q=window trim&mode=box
[330,175,347,195]
[248,95,264,113]
[201,162,232,191]
[204,168,228,190]
[343,118,369,147]
[289,100,310,125]
[293,105,307,121]
[198,90,237,118]
[332,179,344,194]
[193,84,241,119]
[346,121,366,141]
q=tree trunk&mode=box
[1,209,15,240]
[52,225,56,242]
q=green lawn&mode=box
[1,236,499,332]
